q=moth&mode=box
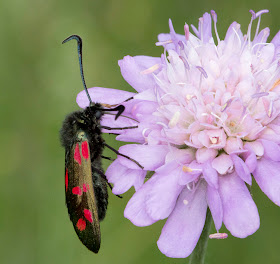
[60,35,142,253]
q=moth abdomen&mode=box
[91,166,108,221]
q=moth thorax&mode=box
[77,131,86,141]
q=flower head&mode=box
[77,10,280,258]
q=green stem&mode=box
[188,208,212,264]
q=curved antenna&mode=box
[62,35,92,105]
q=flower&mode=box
[77,10,280,258]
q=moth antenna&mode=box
[62,35,93,105]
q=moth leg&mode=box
[103,143,144,169]
[101,155,115,161]
[99,105,125,119]
[92,166,122,198]
[101,125,138,130]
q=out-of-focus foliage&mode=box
[1,0,279,263]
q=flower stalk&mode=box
[189,208,212,264]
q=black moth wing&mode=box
[62,106,108,253]
[66,135,101,253]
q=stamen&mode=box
[141,64,161,75]
[209,233,228,239]
[179,55,190,70]
[270,79,280,91]
[142,128,151,138]
[221,98,234,112]
[182,166,193,172]
[186,94,194,100]
[253,11,269,42]
[196,66,208,78]
[255,9,269,18]
[191,24,199,38]
[156,122,169,129]
[249,10,256,20]
[268,100,273,118]
[247,10,257,48]
[184,24,190,41]
[251,92,269,98]
[178,40,184,50]
[210,112,224,125]
[251,40,270,54]
[168,111,181,128]
[155,40,173,46]
[232,24,242,50]
[211,10,220,43]
[183,199,189,205]
[199,17,204,42]
[210,137,219,144]
[263,63,280,91]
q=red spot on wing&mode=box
[65,169,68,191]
[76,218,86,231]
[72,186,82,195]
[81,141,89,159]
[74,143,81,165]
[83,183,88,192]
[84,209,93,223]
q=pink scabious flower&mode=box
[77,10,280,258]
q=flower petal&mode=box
[261,139,280,161]
[203,161,218,189]
[118,145,168,170]
[207,185,223,231]
[118,55,161,92]
[145,169,184,221]
[76,87,135,108]
[124,180,157,227]
[212,154,233,175]
[157,181,207,258]
[253,158,280,206]
[231,155,252,185]
[106,160,146,194]
[219,172,260,238]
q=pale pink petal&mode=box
[212,154,233,175]
[203,161,218,189]
[118,145,168,170]
[145,169,184,220]
[106,160,146,194]
[124,180,157,227]
[195,147,218,163]
[253,158,280,206]
[207,185,223,231]
[219,172,260,238]
[157,181,207,258]
[261,139,280,161]
[76,87,135,108]
[231,155,252,185]
[243,144,257,173]
[178,161,202,185]
[118,55,161,92]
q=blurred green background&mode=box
[1,0,280,263]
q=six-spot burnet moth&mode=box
[60,35,143,253]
